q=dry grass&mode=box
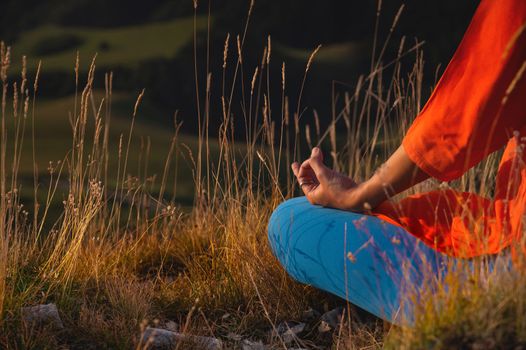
[0,1,524,349]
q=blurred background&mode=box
[1,0,478,130]
[0,0,478,206]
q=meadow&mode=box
[0,2,524,349]
[10,16,208,72]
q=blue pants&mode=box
[267,197,504,324]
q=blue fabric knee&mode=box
[267,196,451,324]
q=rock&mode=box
[241,339,266,350]
[164,321,178,332]
[320,307,344,329]
[21,303,64,330]
[140,327,222,350]
[141,328,177,349]
[317,320,332,333]
[274,321,306,344]
[282,323,305,344]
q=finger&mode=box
[294,160,316,194]
[298,159,318,184]
[311,147,324,162]
[298,159,312,175]
[300,181,318,198]
[308,147,329,180]
[291,162,300,177]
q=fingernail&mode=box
[311,147,319,156]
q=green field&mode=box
[5,91,206,208]
[10,16,209,73]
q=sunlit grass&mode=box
[0,2,523,349]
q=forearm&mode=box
[341,145,429,211]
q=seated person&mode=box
[268,0,526,324]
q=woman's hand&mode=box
[291,145,430,212]
[291,147,365,211]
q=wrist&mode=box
[339,182,369,212]
[342,178,386,212]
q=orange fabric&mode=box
[374,0,526,258]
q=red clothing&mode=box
[375,0,526,258]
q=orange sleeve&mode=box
[402,0,526,181]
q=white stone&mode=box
[140,327,222,350]
[21,303,64,329]
[274,321,306,344]
[320,307,344,329]
[317,320,331,333]
[282,323,305,344]
[164,321,178,332]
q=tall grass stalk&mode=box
[0,2,523,348]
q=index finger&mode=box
[291,162,300,177]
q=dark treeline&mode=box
[1,0,478,135]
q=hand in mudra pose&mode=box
[292,146,429,212]
[291,147,362,211]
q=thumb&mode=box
[308,147,328,180]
